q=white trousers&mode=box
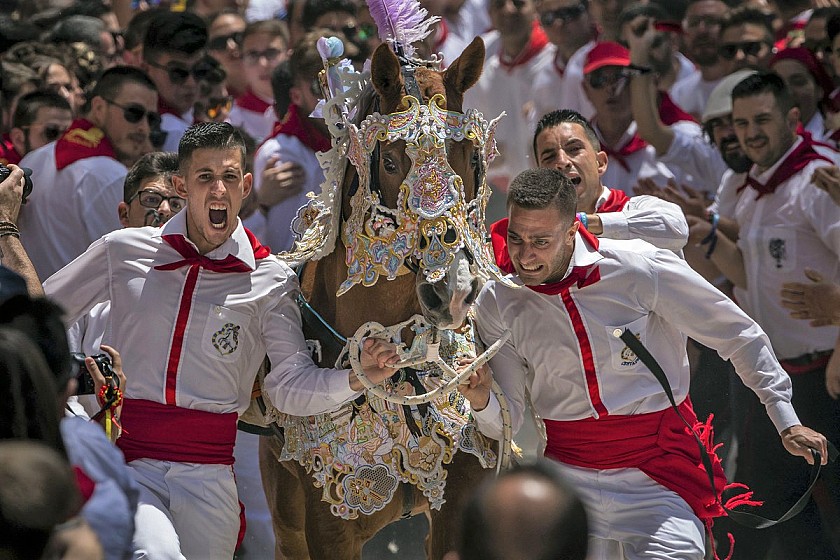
[129,459,240,560]
[556,464,705,560]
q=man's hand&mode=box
[349,338,400,391]
[812,165,840,207]
[0,164,25,224]
[87,344,126,396]
[456,357,493,412]
[781,425,829,465]
[685,214,714,245]
[780,268,840,327]
[259,155,306,208]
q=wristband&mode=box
[576,212,588,229]
[700,211,719,259]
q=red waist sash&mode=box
[544,400,734,521]
[116,398,238,465]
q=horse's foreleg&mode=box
[259,435,310,560]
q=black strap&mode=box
[618,328,838,529]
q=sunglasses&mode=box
[201,96,234,120]
[128,189,186,212]
[21,123,66,143]
[718,41,768,61]
[539,4,586,27]
[587,69,632,90]
[147,59,226,85]
[207,31,243,52]
[242,47,285,65]
[103,98,162,128]
[490,0,527,9]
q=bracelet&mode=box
[0,222,20,239]
[700,211,719,259]
[0,230,20,239]
[576,212,588,229]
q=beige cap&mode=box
[701,69,759,124]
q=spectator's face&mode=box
[194,82,233,123]
[95,82,158,166]
[719,24,774,72]
[314,10,358,33]
[831,33,840,78]
[506,203,577,286]
[15,106,73,155]
[241,32,289,100]
[582,65,632,125]
[44,64,84,114]
[119,175,183,227]
[772,58,822,125]
[535,0,591,55]
[589,0,628,40]
[705,114,751,173]
[173,147,253,254]
[535,122,607,214]
[732,92,798,172]
[803,17,833,77]
[145,52,203,115]
[681,0,727,66]
[207,14,247,93]
[488,0,536,39]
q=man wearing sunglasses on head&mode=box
[18,66,158,282]
[8,91,73,161]
[531,0,598,122]
[142,11,208,152]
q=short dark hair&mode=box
[178,122,247,172]
[87,66,156,112]
[241,19,290,46]
[731,71,795,115]
[720,6,774,42]
[143,11,208,62]
[0,62,39,113]
[124,7,167,51]
[508,168,578,221]
[124,151,180,202]
[301,0,356,30]
[12,90,71,129]
[45,15,106,51]
[271,60,293,117]
[533,109,601,160]
[458,459,589,560]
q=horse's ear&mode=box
[371,43,404,100]
[444,37,485,94]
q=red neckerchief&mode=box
[600,133,648,172]
[434,19,449,53]
[235,90,272,114]
[55,119,117,170]
[268,104,332,154]
[658,91,696,124]
[490,217,600,295]
[158,98,184,118]
[597,188,630,212]
[0,134,21,165]
[154,228,271,273]
[738,135,833,200]
[499,20,549,71]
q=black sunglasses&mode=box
[242,48,285,65]
[718,41,767,61]
[587,69,632,89]
[207,31,243,52]
[147,59,225,85]
[103,98,162,128]
[540,4,586,27]
[128,189,186,212]
[22,123,66,143]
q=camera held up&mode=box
[72,353,116,395]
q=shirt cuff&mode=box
[766,400,801,434]
[471,392,503,437]
[328,368,363,407]
[598,211,629,238]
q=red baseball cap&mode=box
[584,42,631,75]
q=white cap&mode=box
[701,70,759,124]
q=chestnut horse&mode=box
[257,37,502,560]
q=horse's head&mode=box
[340,37,505,329]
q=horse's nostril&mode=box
[418,283,442,310]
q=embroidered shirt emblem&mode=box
[768,238,785,269]
[65,127,105,148]
[620,332,641,366]
[212,322,240,356]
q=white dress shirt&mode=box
[595,186,688,251]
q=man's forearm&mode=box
[708,231,746,289]
[0,236,43,296]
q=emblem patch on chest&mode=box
[212,322,241,356]
[620,333,641,366]
[768,238,786,269]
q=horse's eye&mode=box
[382,154,398,174]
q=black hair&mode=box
[731,71,795,115]
[124,151,180,202]
[178,121,247,172]
[508,168,578,221]
[143,11,208,62]
[271,60,293,117]
[533,109,601,160]
[123,7,168,51]
[301,0,357,30]
[87,65,156,110]
[720,6,775,42]
[241,19,290,46]
[458,459,589,560]
[44,15,106,50]
[618,3,666,31]
[0,16,41,54]
[12,90,71,129]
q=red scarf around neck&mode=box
[0,134,21,165]
[499,20,549,71]
[597,188,630,212]
[739,135,833,200]
[155,228,271,273]
[267,104,332,154]
[235,90,272,114]
[55,119,117,170]
[490,217,600,295]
